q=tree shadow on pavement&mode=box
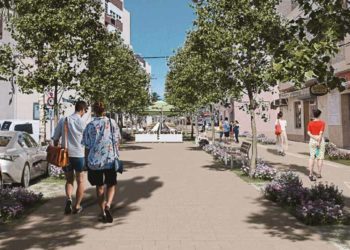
[246,197,314,242]
[267,148,287,156]
[202,160,231,172]
[123,160,149,171]
[0,176,163,250]
[246,197,350,246]
[266,161,310,177]
[120,144,152,151]
[187,146,202,151]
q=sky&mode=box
[125,0,195,99]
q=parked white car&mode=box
[0,131,48,188]
[0,120,40,143]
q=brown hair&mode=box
[75,100,87,112]
[313,109,322,118]
[92,101,105,116]
[277,111,283,119]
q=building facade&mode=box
[277,0,350,148]
[103,0,131,45]
[0,1,150,140]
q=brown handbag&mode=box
[47,118,69,168]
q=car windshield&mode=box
[0,136,12,147]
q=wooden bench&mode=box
[224,142,251,168]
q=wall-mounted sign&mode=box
[280,87,311,99]
[310,84,328,96]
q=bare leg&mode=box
[276,136,281,153]
[96,185,105,214]
[65,171,74,200]
[317,159,324,176]
[280,133,285,154]
[106,185,116,208]
[74,172,85,209]
[309,158,315,176]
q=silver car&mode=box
[0,131,48,188]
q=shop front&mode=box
[279,74,350,148]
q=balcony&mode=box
[110,0,123,11]
[105,15,123,32]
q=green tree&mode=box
[179,0,350,176]
[79,31,151,123]
[9,0,106,127]
[151,92,161,103]
[166,33,233,142]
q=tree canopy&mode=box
[166,0,350,176]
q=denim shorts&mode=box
[63,157,85,173]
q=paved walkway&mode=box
[253,139,350,200]
[0,142,346,250]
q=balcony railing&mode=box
[105,15,123,32]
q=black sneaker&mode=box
[72,206,83,214]
[104,206,113,223]
[309,175,316,182]
[64,199,73,215]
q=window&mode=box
[1,121,12,131]
[110,10,116,20]
[295,101,302,128]
[33,103,40,120]
[27,134,38,147]
[105,2,108,14]
[18,133,33,148]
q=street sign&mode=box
[47,97,54,107]
[310,84,328,96]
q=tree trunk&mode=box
[191,113,194,140]
[211,104,215,144]
[130,113,134,137]
[39,94,46,144]
[118,112,123,138]
[248,96,258,178]
[195,114,199,138]
[53,83,59,127]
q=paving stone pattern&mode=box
[0,142,346,250]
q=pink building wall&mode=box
[233,90,279,138]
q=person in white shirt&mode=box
[275,111,288,156]
[53,101,88,215]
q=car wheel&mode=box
[21,164,31,188]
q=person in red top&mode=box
[307,109,326,181]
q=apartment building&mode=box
[0,1,152,140]
[103,0,131,45]
[277,0,350,148]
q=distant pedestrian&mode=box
[218,119,224,141]
[223,117,230,143]
[233,120,240,143]
[82,101,120,223]
[307,109,326,181]
[52,100,88,215]
[275,111,288,156]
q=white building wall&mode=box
[122,9,131,45]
